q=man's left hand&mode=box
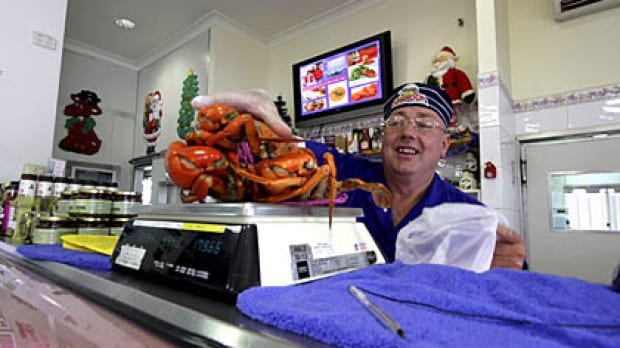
[491,224,526,270]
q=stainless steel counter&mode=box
[0,240,331,347]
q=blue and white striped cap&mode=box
[383,82,453,127]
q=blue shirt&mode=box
[306,141,482,262]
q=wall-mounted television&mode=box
[292,31,393,128]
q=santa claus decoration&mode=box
[143,91,163,154]
[425,46,476,106]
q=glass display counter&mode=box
[0,240,330,347]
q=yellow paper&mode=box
[60,235,120,256]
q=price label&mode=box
[114,245,146,270]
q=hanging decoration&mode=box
[143,91,163,154]
[177,69,199,140]
[58,90,103,155]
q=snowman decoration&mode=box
[143,91,163,153]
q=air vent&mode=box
[553,0,620,21]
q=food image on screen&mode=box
[349,65,377,81]
[329,86,346,102]
[347,44,378,66]
[305,86,326,99]
[351,83,378,102]
[304,98,326,112]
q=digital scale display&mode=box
[111,203,385,294]
[111,219,260,294]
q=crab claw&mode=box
[338,179,393,209]
[180,174,217,203]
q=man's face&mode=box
[381,105,450,178]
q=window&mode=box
[549,171,620,231]
[68,162,119,183]
[133,165,152,205]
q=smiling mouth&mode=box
[396,147,419,155]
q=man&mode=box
[192,84,526,270]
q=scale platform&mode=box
[111,203,385,295]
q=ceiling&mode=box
[64,0,380,67]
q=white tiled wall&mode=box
[484,80,620,235]
[514,84,620,135]
[478,72,521,233]
[515,107,568,134]
[568,100,620,129]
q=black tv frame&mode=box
[292,31,393,128]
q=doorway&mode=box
[520,129,620,284]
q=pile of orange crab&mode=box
[164,104,393,226]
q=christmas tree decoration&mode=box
[177,69,199,140]
[274,94,292,128]
[143,91,163,154]
[58,90,103,155]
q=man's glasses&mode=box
[382,114,446,133]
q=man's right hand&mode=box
[491,224,527,270]
[192,89,292,138]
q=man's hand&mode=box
[491,224,526,270]
[192,89,292,138]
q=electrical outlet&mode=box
[31,31,57,50]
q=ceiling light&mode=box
[114,18,135,30]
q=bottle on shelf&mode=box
[359,128,371,153]
[371,126,382,152]
[347,130,359,154]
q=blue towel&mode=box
[237,262,620,348]
[17,244,112,271]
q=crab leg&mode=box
[338,179,394,209]
[322,153,337,229]
[256,165,330,204]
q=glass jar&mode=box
[79,180,98,190]
[32,216,76,244]
[56,190,75,216]
[459,171,478,190]
[52,176,71,198]
[112,191,141,217]
[95,181,109,191]
[107,182,119,193]
[68,178,81,192]
[2,181,19,236]
[14,174,38,243]
[109,217,131,236]
[35,175,54,214]
[70,189,112,216]
[77,216,109,235]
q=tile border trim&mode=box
[478,72,620,114]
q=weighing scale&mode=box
[111,203,385,295]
